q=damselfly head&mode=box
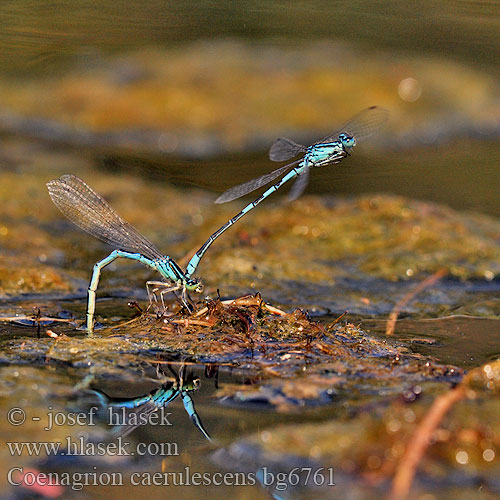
[186,278,203,293]
[339,132,356,148]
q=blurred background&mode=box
[2,4,500,500]
[1,0,500,215]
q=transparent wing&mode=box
[315,106,389,145]
[287,167,310,201]
[269,137,306,161]
[111,402,159,438]
[215,160,300,204]
[47,174,163,260]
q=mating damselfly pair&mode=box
[47,106,388,332]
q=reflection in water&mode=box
[362,315,500,369]
[90,363,212,441]
[88,364,312,500]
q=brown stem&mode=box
[386,268,447,336]
[389,385,466,500]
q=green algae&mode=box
[2,158,500,317]
[200,195,500,284]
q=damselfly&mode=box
[47,175,203,333]
[91,364,211,441]
[185,106,388,277]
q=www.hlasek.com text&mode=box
[8,436,177,457]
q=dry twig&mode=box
[386,268,447,336]
[389,385,466,500]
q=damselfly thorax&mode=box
[303,140,347,168]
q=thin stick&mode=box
[169,319,213,327]
[386,268,447,336]
[0,316,74,324]
[263,303,288,316]
[389,385,466,500]
[194,298,287,318]
[107,316,142,330]
[332,310,348,325]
